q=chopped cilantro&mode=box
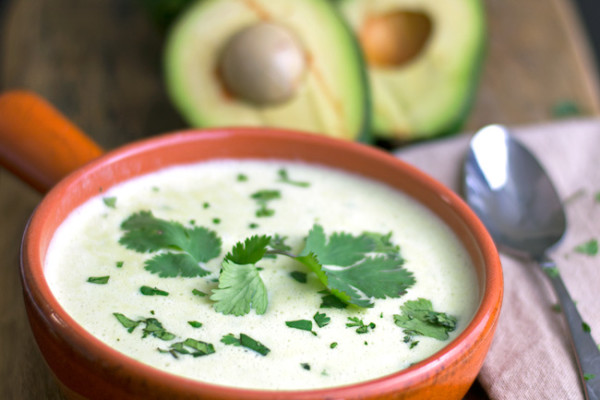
[203,202,210,209]
[251,190,280,217]
[113,313,140,333]
[277,168,310,187]
[330,342,338,349]
[574,239,598,256]
[103,197,117,208]
[212,218,221,224]
[585,373,596,381]
[87,276,109,284]
[346,317,375,334]
[237,173,248,182]
[113,313,175,341]
[583,322,592,333]
[220,333,241,346]
[221,333,270,356]
[116,261,124,268]
[544,266,560,278]
[285,319,316,335]
[290,271,307,283]
[394,298,457,342]
[140,318,176,341]
[297,224,414,307]
[211,261,268,316]
[313,312,330,328]
[119,211,221,278]
[140,286,169,296]
[192,288,207,297]
[249,223,259,229]
[300,363,311,370]
[188,321,203,328]
[163,338,215,357]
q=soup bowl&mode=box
[0,91,502,400]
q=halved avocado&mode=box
[336,0,485,141]
[164,0,370,142]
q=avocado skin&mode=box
[163,0,371,143]
[336,0,486,141]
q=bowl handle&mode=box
[0,90,104,193]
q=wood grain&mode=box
[0,0,598,398]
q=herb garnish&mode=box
[393,298,457,344]
[346,317,375,334]
[103,197,117,208]
[116,261,124,268]
[188,321,203,328]
[574,239,598,256]
[251,190,281,217]
[313,312,330,328]
[300,363,311,370]
[160,338,215,358]
[285,319,316,335]
[221,333,270,356]
[296,225,414,307]
[237,173,248,182]
[87,276,110,284]
[113,313,175,341]
[119,211,221,278]
[140,286,169,296]
[211,261,268,316]
[319,293,347,309]
[192,288,207,297]
[277,168,310,187]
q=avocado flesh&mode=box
[337,0,485,140]
[165,0,370,141]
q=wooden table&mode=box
[1,0,598,398]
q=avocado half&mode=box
[164,0,370,142]
[336,0,485,141]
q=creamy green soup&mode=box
[44,160,478,390]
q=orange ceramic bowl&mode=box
[4,92,502,400]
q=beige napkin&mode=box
[395,118,600,400]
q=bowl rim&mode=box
[21,127,502,398]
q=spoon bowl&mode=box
[463,124,600,400]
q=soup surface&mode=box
[45,160,478,390]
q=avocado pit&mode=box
[360,10,432,68]
[218,22,307,106]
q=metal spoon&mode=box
[463,124,600,400]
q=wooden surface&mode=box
[0,0,598,398]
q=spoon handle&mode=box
[542,258,600,400]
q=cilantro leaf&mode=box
[113,312,140,333]
[140,286,169,296]
[225,235,271,264]
[285,319,316,335]
[221,333,242,346]
[296,225,414,308]
[574,239,598,256]
[119,211,221,276]
[103,197,117,208]
[313,312,330,328]
[277,168,310,187]
[300,225,374,266]
[87,276,110,284]
[346,317,375,334]
[319,293,347,309]
[140,317,176,341]
[164,338,215,357]
[393,298,457,342]
[221,333,270,356]
[290,271,307,283]
[144,253,210,278]
[211,261,268,316]
[188,321,203,328]
[362,231,403,259]
[251,190,280,218]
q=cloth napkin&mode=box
[395,118,600,400]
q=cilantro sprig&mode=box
[119,211,221,278]
[296,225,414,308]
